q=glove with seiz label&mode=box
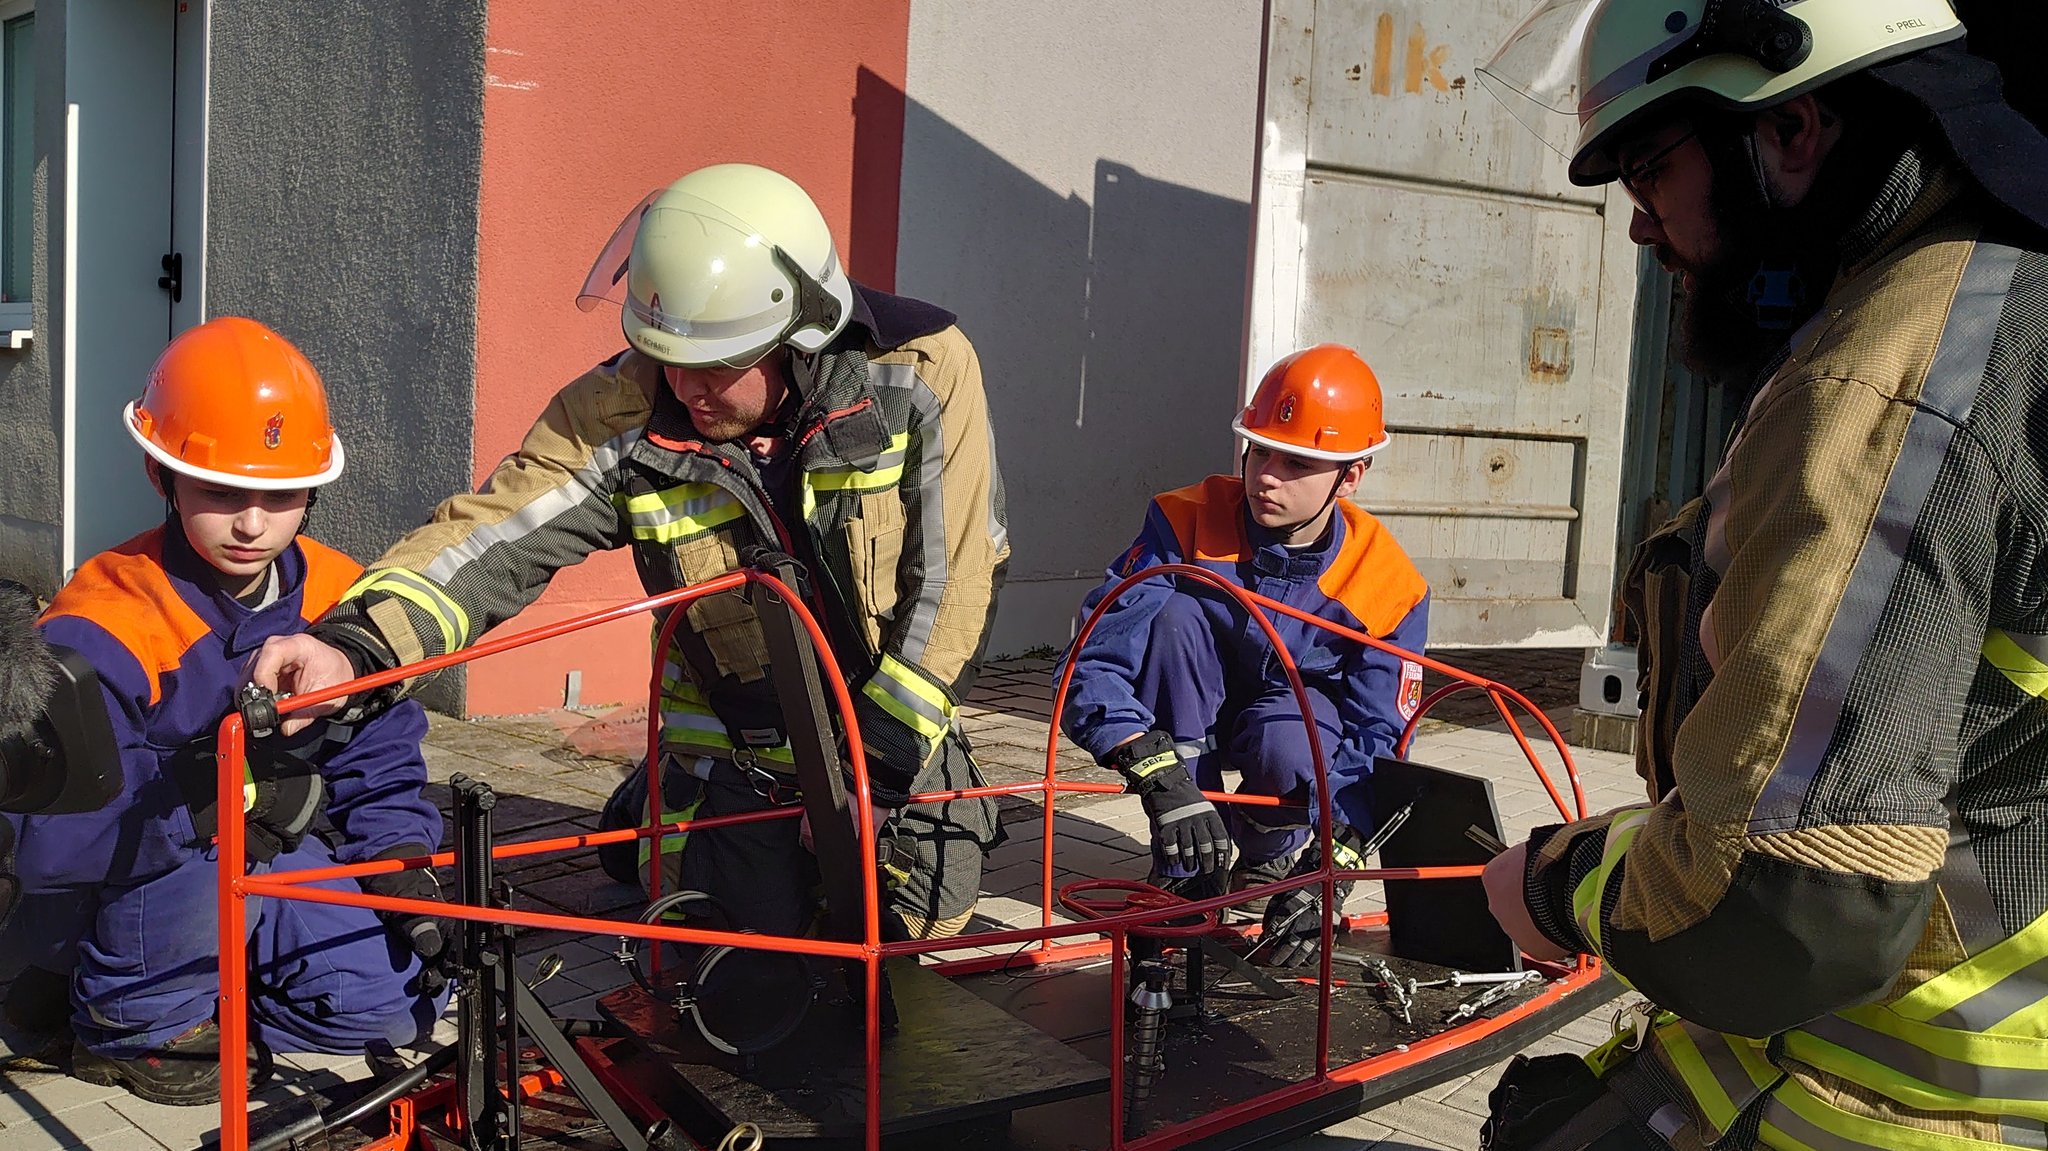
[1106,730,1230,876]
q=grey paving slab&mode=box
[0,1101,169,1151]
[0,1069,127,1125]
[1283,1112,1397,1149]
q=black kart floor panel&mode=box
[592,936,1615,1149]
[321,940,1615,1150]
[597,957,1110,1140]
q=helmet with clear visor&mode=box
[1477,0,1963,186]
[576,163,854,368]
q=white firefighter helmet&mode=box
[1478,0,1964,185]
[577,163,854,367]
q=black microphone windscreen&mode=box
[0,580,58,740]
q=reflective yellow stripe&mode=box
[637,801,702,866]
[1760,1073,2011,1151]
[1894,906,2048,1028]
[808,433,910,493]
[343,568,471,654]
[1123,751,1178,782]
[1985,629,2048,698]
[1572,807,1650,956]
[862,653,953,744]
[656,673,796,765]
[618,482,747,544]
[1330,836,1366,871]
[1785,1008,2048,1119]
[1657,1019,1744,1133]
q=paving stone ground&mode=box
[0,651,1640,1151]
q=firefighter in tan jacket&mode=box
[253,163,1009,941]
[1474,2,2048,1149]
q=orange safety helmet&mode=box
[1232,344,1389,462]
[124,317,345,490]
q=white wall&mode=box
[897,0,1265,658]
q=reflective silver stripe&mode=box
[1758,1095,1884,1151]
[869,663,949,732]
[898,379,949,663]
[985,420,1008,555]
[2006,631,2048,664]
[621,483,741,534]
[2005,1118,2048,1150]
[1799,1013,2048,1102]
[1692,1023,1771,1120]
[1750,242,2018,830]
[1938,795,2008,956]
[809,438,908,491]
[1151,803,1213,828]
[1927,953,2048,1032]
[422,427,640,585]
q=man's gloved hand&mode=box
[1106,730,1230,876]
[359,843,452,997]
[1259,824,1367,968]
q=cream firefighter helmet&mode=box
[576,163,854,367]
[1478,0,1964,186]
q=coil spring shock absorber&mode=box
[1127,957,1174,1121]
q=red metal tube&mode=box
[253,806,801,887]
[216,714,252,1151]
[267,574,752,720]
[237,879,869,960]
[1109,928,1128,1150]
[208,555,1593,1151]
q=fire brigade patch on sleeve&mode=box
[1398,659,1424,721]
[1118,544,1146,578]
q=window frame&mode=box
[0,0,35,336]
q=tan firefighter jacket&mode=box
[1524,154,2048,1149]
[315,286,1010,806]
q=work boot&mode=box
[71,1021,233,1107]
[3,966,73,1037]
[1226,853,1298,919]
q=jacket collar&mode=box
[159,523,309,656]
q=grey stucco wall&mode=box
[206,1,483,568]
[207,2,485,706]
[0,1,64,595]
[898,2,1264,657]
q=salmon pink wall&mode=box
[468,0,909,714]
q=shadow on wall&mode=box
[858,68,1250,646]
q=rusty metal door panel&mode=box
[1368,432,1581,604]
[1296,174,1606,434]
[1244,0,1640,647]
[1301,0,1602,205]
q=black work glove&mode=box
[359,843,451,997]
[1259,824,1367,968]
[1106,730,1230,876]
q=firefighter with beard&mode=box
[1472,2,2048,1149]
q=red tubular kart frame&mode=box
[210,563,1596,1151]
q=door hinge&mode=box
[158,252,182,303]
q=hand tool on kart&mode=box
[1244,797,1417,963]
[1443,971,1545,1025]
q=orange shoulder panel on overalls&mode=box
[1318,502,1428,639]
[294,536,366,622]
[41,526,213,707]
[1152,475,1253,563]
